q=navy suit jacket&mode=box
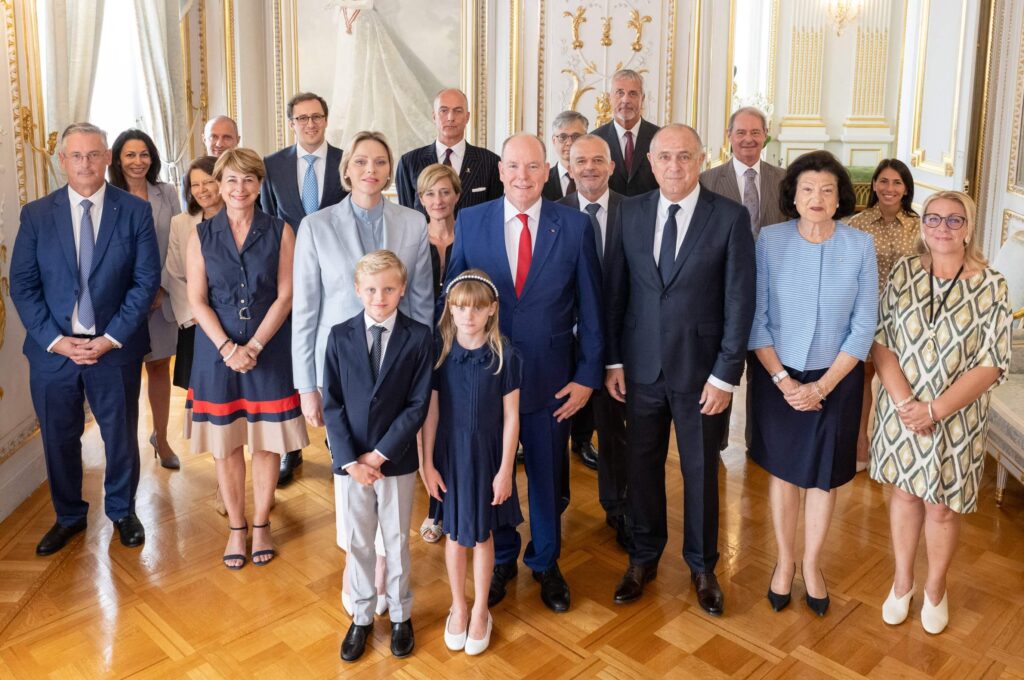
[322,310,433,477]
[558,190,623,272]
[10,184,161,371]
[605,188,755,391]
[441,198,604,413]
[395,141,503,217]
[591,119,661,196]
[260,143,347,230]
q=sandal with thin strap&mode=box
[251,521,276,566]
[223,523,248,570]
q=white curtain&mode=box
[133,0,187,184]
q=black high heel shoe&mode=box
[251,521,276,566]
[149,433,181,470]
[803,567,830,616]
[767,563,794,612]
[223,523,248,570]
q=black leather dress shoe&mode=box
[572,441,599,470]
[488,561,518,607]
[113,513,145,548]
[340,622,373,662]
[36,519,87,556]
[277,450,303,487]
[390,619,415,657]
[691,571,724,616]
[533,564,570,612]
[614,562,657,603]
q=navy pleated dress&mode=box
[434,340,523,547]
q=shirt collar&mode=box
[579,188,610,212]
[352,198,385,224]
[68,183,107,207]
[658,183,700,216]
[557,161,571,179]
[613,117,643,139]
[435,138,467,160]
[364,309,398,333]
[297,141,328,160]
[732,156,760,176]
[504,197,543,223]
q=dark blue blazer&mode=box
[591,119,661,196]
[441,198,604,413]
[322,310,433,477]
[10,184,161,371]
[605,188,755,392]
[260,143,347,230]
[395,141,503,217]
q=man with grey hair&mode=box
[395,87,502,217]
[543,110,589,201]
[10,122,161,556]
[591,69,660,196]
[202,115,240,157]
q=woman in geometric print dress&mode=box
[186,148,309,569]
[870,190,1011,635]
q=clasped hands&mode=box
[895,399,935,436]
[222,341,260,374]
[53,336,115,365]
[777,377,825,412]
[348,451,387,485]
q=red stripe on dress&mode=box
[186,388,301,416]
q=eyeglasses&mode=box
[64,151,105,164]
[922,213,967,230]
[554,133,584,144]
[291,114,326,125]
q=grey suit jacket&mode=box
[291,196,432,391]
[700,159,787,238]
[148,181,182,323]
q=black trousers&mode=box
[592,388,628,518]
[625,376,725,573]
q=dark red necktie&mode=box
[515,213,531,297]
[624,130,634,172]
[443,148,453,166]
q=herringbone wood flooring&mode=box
[0,381,1021,678]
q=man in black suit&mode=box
[591,69,660,196]
[261,91,348,486]
[543,110,589,201]
[395,88,502,217]
[559,134,629,548]
[604,125,755,615]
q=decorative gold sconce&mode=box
[627,9,651,52]
[17,106,57,157]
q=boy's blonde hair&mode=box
[354,249,407,285]
[437,269,505,373]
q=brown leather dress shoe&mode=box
[691,571,724,616]
[614,562,658,603]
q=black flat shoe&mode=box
[390,619,415,657]
[340,622,373,662]
[277,450,303,487]
[767,563,794,612]
[572,441,599,470]
[36,519,87,556]
[533,563,570,612]
[691,571,724,616]
[804,568,830,616]
[488,561,518,607]
[112,513,145,548]
[223,523,247,570]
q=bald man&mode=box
[202,115,240,157]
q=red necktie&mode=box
[515,213,531,297]
[624,130,634,172]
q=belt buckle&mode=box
[238,306,251,321]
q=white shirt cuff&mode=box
[707,374,735,393]
[605,364,623,370]
[47,336,63,352]
[104,333,122,349]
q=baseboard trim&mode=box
[0,433,47,522]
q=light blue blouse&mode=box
[748,220,878,371]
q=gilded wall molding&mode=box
[508,0,522,133]
[1002,208,1024,245]
[664,0,677,124]
[688,0,701,126]
[223,0,237,121]
[1006,11,1024,195]
[536,0,546,136]
[0,418,40,467]
[272,0,285,150]
[2,0,27,206]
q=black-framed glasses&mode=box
[922,213,966,230]
[291,114,326,125]
[554,132,583,144]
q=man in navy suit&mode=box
[395,88,502,217]
[261,91,347,486]
[590,69,660,196]
[10,122,161,556]
[604,125,755,615]
[442,133,604,613]
[542,110,589,201]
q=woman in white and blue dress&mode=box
[748,150,878,617]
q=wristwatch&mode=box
[771,370,789,384]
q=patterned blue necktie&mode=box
[78,199,96,329]
[301,154,319,215]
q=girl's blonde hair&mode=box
[436,269,504,373]
[916,191,988,272]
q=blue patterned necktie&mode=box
[369,325,386,380]
[659,204,680,286]
[301,154,319,215]
[585,203,603,261]
[78,199,96,329]
[743,167,760,236]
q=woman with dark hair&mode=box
[848,159,920,470]
[108,129,182,469]
[748,150,877,616]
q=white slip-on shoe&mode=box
[881,582,914,625]
[443,610,468,651]
[921,590,949,634]
[465,613,493,656]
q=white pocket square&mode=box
[471,187,486,193]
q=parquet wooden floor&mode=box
[0,379,1021,679]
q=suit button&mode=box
[241,283,245,288]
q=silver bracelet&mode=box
[250,337,264,354]
[813,383,826,401]
[893,395,914,410]
[223,342,238,363]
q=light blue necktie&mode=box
[78,199,96,329]
[301,154,319,215]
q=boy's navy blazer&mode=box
[322,310,433,477]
